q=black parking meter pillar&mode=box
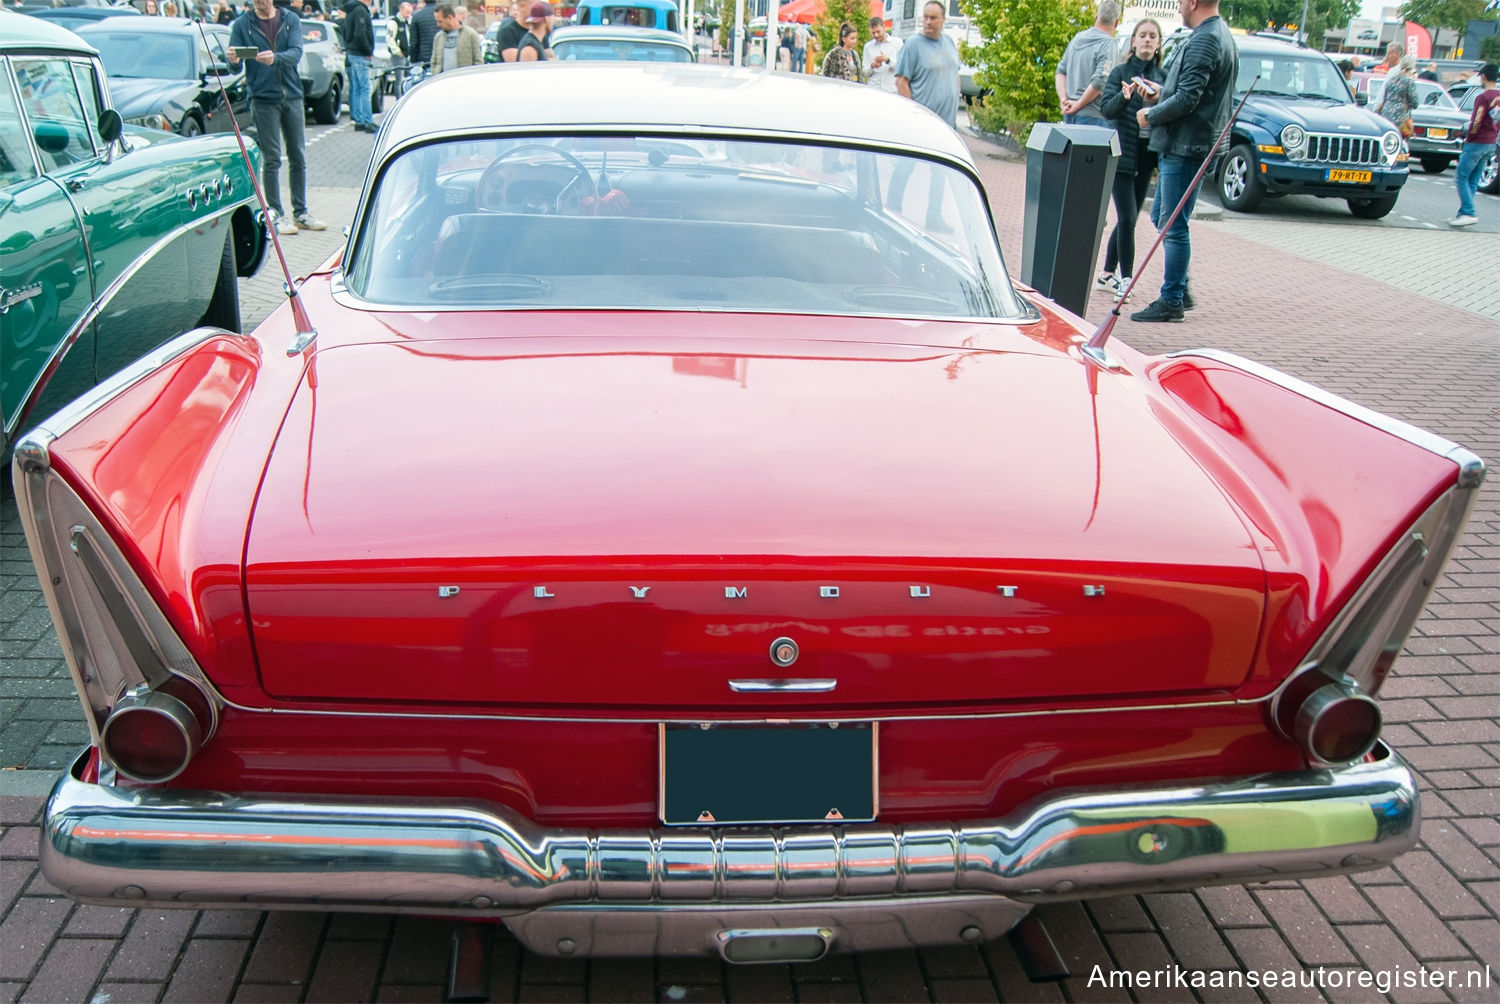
[1021,124,1120,318]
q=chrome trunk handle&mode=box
[727,679,837,693]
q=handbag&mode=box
[1399,116,1414,138]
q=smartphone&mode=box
[232,46,260,60]
[1132,76,1159,94]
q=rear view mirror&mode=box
[97,109,123,145]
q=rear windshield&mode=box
[344,134,1024,320]
[555,39,693,62]
[86,32,193,79]
[582,6,664,28]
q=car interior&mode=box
[347,136,1020,319]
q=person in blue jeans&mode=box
[1130,0,1237,322]
[1450,62,1498,228]
[340,0,378,133]
[228,0,327,235]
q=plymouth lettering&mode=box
[922,624,1050,637]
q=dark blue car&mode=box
[1212,34,1408,219]
[20,3,140,31]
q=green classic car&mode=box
[1,10,266,449]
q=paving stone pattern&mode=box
[0,127,1496,1002]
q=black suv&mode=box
[1212,34,1408,219]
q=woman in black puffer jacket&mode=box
[1095,19,1165,300]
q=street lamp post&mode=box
[733,0,744,64]
[767,0,778,70]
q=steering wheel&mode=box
[477,143,599,215]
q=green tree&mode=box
[814,0,871,64]
[1482,32,1500,61]
[1220,0,1360,45]
[962,0,1094,143]
[717,0,747,52]
[1398,0,1498,38]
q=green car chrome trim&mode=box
[4,201,254,440]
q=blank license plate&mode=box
[660,723,876,825]
[1427,128,1448,139]
[1327,169,1373,183]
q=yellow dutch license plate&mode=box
[1428,128,1448,139]
[1327,169,1373,183]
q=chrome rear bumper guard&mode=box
[42,745,1417,918]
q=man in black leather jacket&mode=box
[411,0,439,67]
[1130,0,1237,322]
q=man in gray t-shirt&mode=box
[894,0,960,127]
[1055,0,1119,122]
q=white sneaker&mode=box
[272,212,297,237]
[1448,214,1478,227]
[1114,277,1133,302]
[294,213,327,232]
[1095,271,1118,289]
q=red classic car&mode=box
[15,64,1484,964]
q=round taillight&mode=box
[1294,683,1382,765]
[100,690,204,783]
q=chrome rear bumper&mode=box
[42,745,1417,955]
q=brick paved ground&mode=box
[0,129,1496,1003]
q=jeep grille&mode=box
[1305,134,1381,166]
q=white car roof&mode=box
[376,63,975,168]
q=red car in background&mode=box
[17,64,1483,962]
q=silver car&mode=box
[298,18,345,124]
[1367,76,1471,173]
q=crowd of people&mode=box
[1057,0,1236,323]
[1053,0,1492,319]
[110,0,1492,253]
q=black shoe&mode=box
[1182,288,1196,310]
[1131,298,1185,323]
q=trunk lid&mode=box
[245,323,1265,709]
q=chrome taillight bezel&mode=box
[11,341,225,779]
[99,685,206,783]
[1297,482,1481,699]
[1268,478,1482,766]
[1271,666,1382,766]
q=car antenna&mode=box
[193,21,318,357]
[1081,76,1259,368]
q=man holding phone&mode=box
[228,0,327,236]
